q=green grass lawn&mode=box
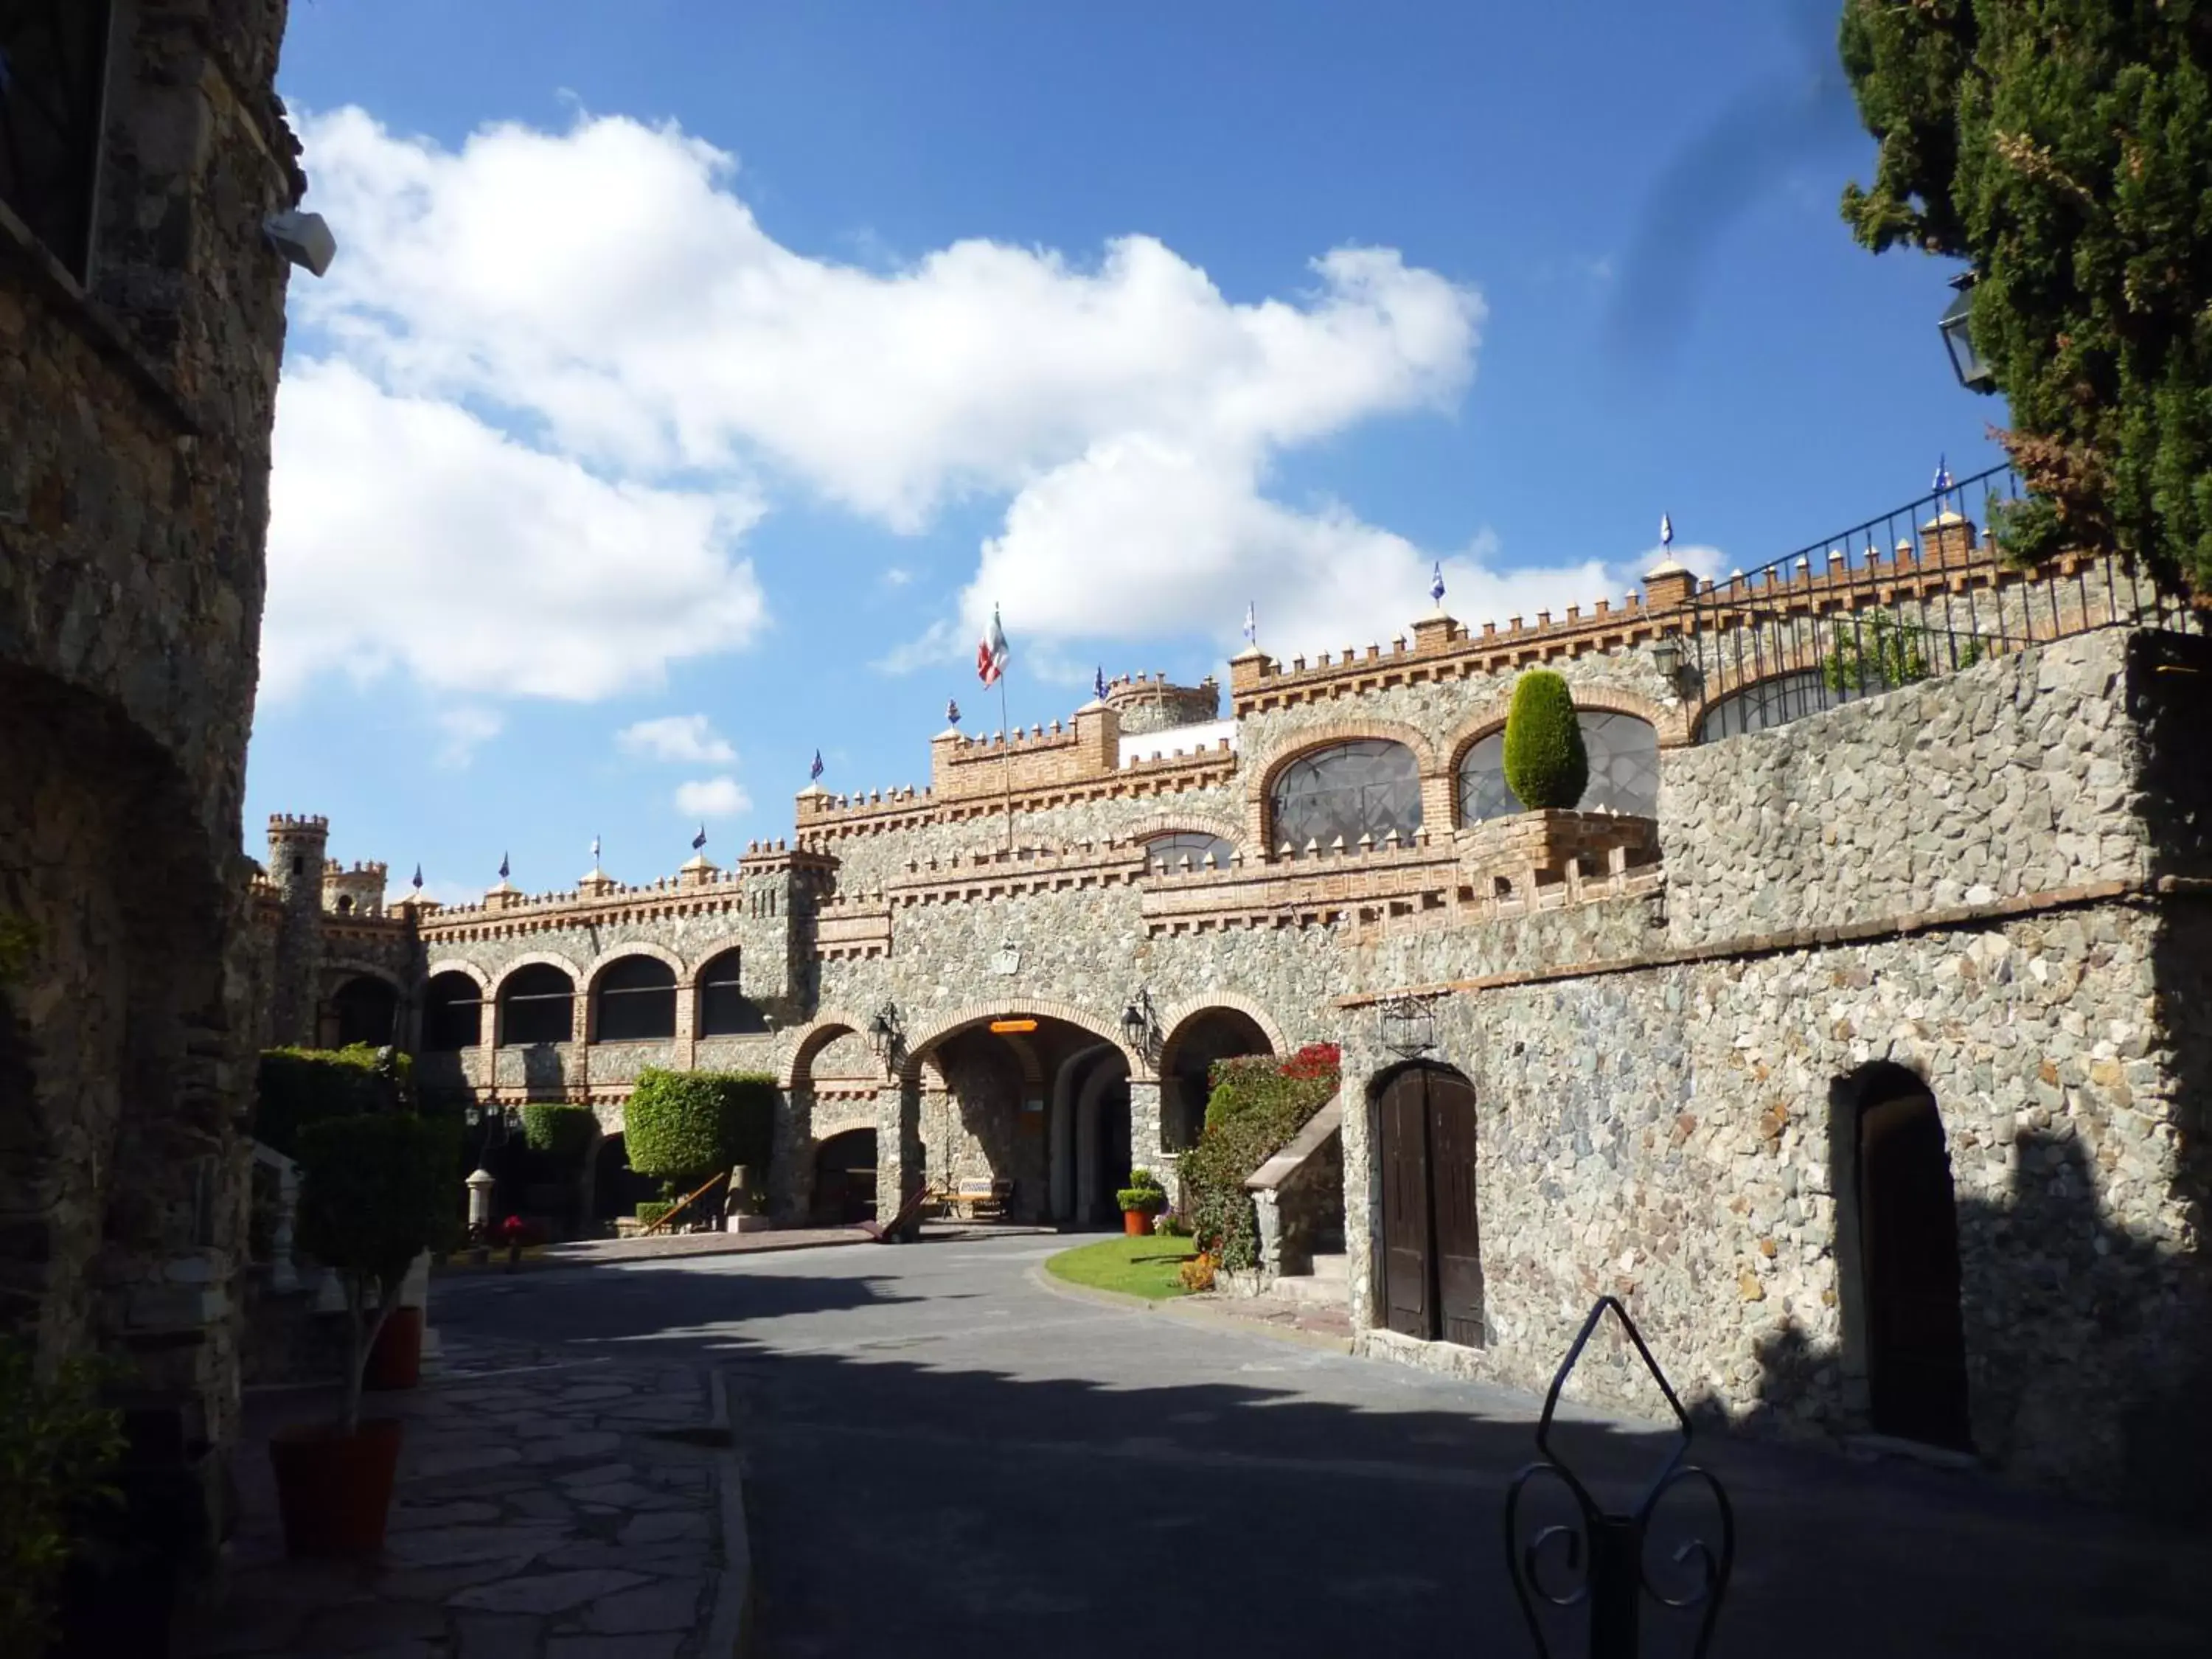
[1046,1233,1198,1300]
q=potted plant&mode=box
[1117,1169,1168,1237]
[272,1111,458,1557]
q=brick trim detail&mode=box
[780,1010,882,1091]
[897,997,1145,1085]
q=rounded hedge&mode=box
[296,1112,461,1285]
[1501,670,1589,810]
[521,1103,597,1163]
[623,1069,776,1185]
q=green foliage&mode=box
[1178,1048,1341,1272]
[254,1045,414,1158]
[0,914,36,987]
[1500,672,1588,811]
[1152,1211,1190,1238]
[622,1069,776,1183]
[1116,1168,1168,1214]
[1840,1,2212,596]
[0,1340,125,1658]
[296,1112,461,1433]
[633,1200,675,1229]
[520,1103,597,1163]
[1822,611,1988,695]
[1045,1235,1198,1301]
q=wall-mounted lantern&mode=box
[1379,993,1440,1060]
[1120,987,1160,1060]
[1938,271,1997,392]
[868,1001,903,1065]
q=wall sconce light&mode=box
[1650,633,1700,699]
[868,1001,903,1063]
[1120,987,1160,1057]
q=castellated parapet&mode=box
[322,860,389,919]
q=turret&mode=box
[265,814,330,1046]
[321,859,387,919]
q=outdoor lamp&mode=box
[869,1001,901,1060]
[1120,988,1157,1052]
[1650,635,1683,685]
[1939,272,1996,392]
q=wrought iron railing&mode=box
[1679,465,2198,742]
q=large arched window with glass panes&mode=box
[1269,740,1422,852]
[1458,712,1660,824]
[592,956,676,1043]
[1697,672,1854,742]
[497,964,575,1046]
[695,949,765,1037]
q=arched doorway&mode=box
[1088,1078,1132,1222]
[327,974,400,1048]
[591,955,676,1042]
[1840,1066,1971,1448]
[1046,1043,1133,1226]
[815,1129,878,1225]
[1159,1006,1273,1151]
[1374,1064,1483,1347]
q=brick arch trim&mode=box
[780,1009,881,1090]
[1245,718,1441,805]
[321,959,404,990]
[1155,992,1290,1066]
[898,998,1145,1085]
[1680,654,1838,742]
[424,958,492,992]
[1441,686,1686,775]
[1123,810,1250,855]
[580,939,687,992]
[689,937,745,978]
[488,950,586,998]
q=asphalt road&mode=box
[434,1232,2208,1658]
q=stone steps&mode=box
[1273,1253,1348,1307]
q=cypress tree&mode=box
[1501,671,1589,810]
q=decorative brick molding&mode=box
[793,745,1239,844]
[578,939,689,990]
[485,949,588,998]
[896,998,1145,1085]
[1243,716,1443,804]
[423,957,492,990]
[779,1011,881,1090]
[1454,810,1660,891]
[1441,684,1691,769]
[1155,992,1293,1062]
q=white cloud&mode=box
[617,713,737,764]
[272,106,1500,701]
[675,776,751,818]
[1637,541,1730,583]
[265,360,766,701]
[432,705,504,768]
[881,566,916,588]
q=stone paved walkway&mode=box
[188,1340,739,1659]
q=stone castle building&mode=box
[2,0,311,1605]
[273,504,2211,1506]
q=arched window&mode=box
[334,894,354,915]
[1458,712,1661,823]
[695,949,765,1037]
[498,964,574,1046]
[422,972,482,1052]
[593,956,675,1043]
[1142,831,1234,873]
[1269,740,1422,852]
[1698,671,1854,741]
[330,975,398,1048]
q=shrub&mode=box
[1153,1211,1189,1237]
[254,1045,414,1158]
[623,1069,776,1187]
[1116,1168,1167,1214]
[1179,1048,1341,1271]
[296,1112,461,1435]
[1500,670,1588,811]
[0,1340,123,1659]
[520,1103,597,1163]
[634,1200,675,1229]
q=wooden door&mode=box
[1858,1091,1972,1448]
[1426,1071,1485,1347]
[1378,1071,1433,1338]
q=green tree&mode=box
[623,1070,776,1196]
[1500,670,1589,810]
[1839,1,2212,594]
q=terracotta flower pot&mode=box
[269,1417,404,1557]
[365,1306,423,1392]
[1123,1208,1155,1237]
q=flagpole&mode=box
[999,670,1013,853]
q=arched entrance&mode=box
[1373,1064,1483,1347]
[1158,1006,1275,1152]
[815,1129,878,1225]
[1046,1042,1133,1227]
[326,974,400,1048]
[1839,1066,1971,1449]
[592,1131,660,1225]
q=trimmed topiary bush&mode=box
[520,1103,597,1164]
[1116,1169,1168,1214]
[254,1046,414,1159]
[1500,670,1588,811]
[633,1200,675,1230]
[623,1069,776,1190]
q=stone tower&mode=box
[1104,672,1221,736]
[265,814,329,1046]
[322,860,388,919]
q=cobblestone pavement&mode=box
[188,1342,738,1659]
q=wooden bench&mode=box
[952,1178,1012,1221]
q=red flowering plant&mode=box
[1177,1043,1342,1271]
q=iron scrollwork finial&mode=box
[1503,1296,1736,1658]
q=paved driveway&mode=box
[434,1233,2208,1658]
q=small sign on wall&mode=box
[990,940,1021,975]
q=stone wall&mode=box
[1660,633,2147,946]
[0,0,305,1604]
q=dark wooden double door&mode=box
[1378,1067,1484,1346]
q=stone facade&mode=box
[274,517,2209,1502]
[1,0,307,1601]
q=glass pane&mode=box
[1697,670,1855,741]
[1579,713,1660,816]
[422,973,480,1051]
[1455,732,1516,824]
[1270,740,1422,850]
[1144,832,1234,872]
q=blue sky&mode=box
[246,0,2006,902]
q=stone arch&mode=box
[1155,992,1290,1061]
[779,1010,882,1090]
[897,998,1144,1087]
[587,950,678,1044]
[487,950,587,1000]
[1121,809,1251,860]
[581,939,686,992]
[424,958,492,992]
[324,974,402,1050]
[321,958,403,990]
[493,953,582,1048]
[1438,681,1686,759]
[420,970,486,1052]
[1155,996,1284,1153]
